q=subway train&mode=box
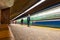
[16,4,60,28]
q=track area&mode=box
[9,24,60,40]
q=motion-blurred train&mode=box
[15,4,60,28]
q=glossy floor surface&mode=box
[9,24,60,40]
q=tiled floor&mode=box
[9,24,60,40]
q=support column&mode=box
[0,8,12,40]
[1,8,10,24]
[0,10,1,24]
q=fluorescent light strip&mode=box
[12,0,45,20]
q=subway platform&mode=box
[9,24,60,40]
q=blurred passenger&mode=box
[21,18,23,25]
[27,14,30,27]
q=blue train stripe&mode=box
[32,20,60,28]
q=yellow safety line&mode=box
[20,24,60,30]
[31,26,60,30]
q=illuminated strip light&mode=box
[12,0,45,20]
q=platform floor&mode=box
[9,24,60,40]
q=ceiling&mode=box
[10,0,60,20]
[10,0,39,20]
